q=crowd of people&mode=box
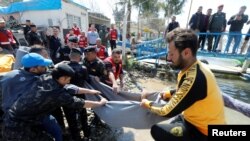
[0,18,125,141]
[165,5,250,54]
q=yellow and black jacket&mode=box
[145,60,225,135]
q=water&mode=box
[217,78,250,103]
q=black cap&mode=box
[56,64,75,77]
[68,36,78,43]
[30,24,36,27]
[70,47,82,55]
[26,20,31,22]
[84,46,96,53]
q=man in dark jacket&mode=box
[27,24,43,46]
[189,6,205,32]
[47,27,62,63]
[199,8,212,50]
[207,4,227,52]
[164,16,180,38]
[23,20,31,40]
[224,6,248,54]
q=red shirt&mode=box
[96,45,107,60]
[78,35,88,48]
[110,28,118,40]
[72,27,81,36]
[0,29,16,45]
[64,34,76,44]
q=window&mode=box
[66,13,81,28]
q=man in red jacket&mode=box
[96,38,108,60]
[78,31,88,52]
[109,24,118,50]
[0,18,17,54]
[72,23,81,36]
[104,48,124,92]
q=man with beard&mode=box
[140,28,225,141]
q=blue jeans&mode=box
[42,115,63,141]
[225,32,242,53]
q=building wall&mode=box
[61,1,88,32]
[18,1,88,41]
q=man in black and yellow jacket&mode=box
[141,28,225,141]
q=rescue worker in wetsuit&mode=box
[141,28,225,141]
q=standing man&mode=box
[63,48,100,141]
[99,25,109,47]
[72,23,81,36]
[64,29,76,45]
[189,6,205,32]
[104,49,123,91]
[78,31,88,52]
[47,27,62,63]
[0,18,17,54]
[199,8,212,50]
[141,28,225,141]
[27,24,43,46]
[96,38,108,60]
[224,6,248,54]
[164,16,180,38]
[240,20,250,54]
[207,4,227,52]
[23,20,31,40]
[109,24,118,50]
[87,24,99,46]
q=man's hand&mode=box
[112,83,119,94]
[140,99,150,109]
[90,90,101,95]
[100,98,108,105]
[160,91,171,101]
[247,21,250,25]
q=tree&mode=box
[160,0,186,23]
[116,0,160,34]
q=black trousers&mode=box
[110,40,116,50]
[207,33,221,51]
[151,115,207,141]
[63,107,90,140]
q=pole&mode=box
[122,6,130,66]
[186,0,193,28]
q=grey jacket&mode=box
[208,12,227,32]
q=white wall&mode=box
[61,1,88,32]
[19,1,88,42]
[21,10,61,27]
